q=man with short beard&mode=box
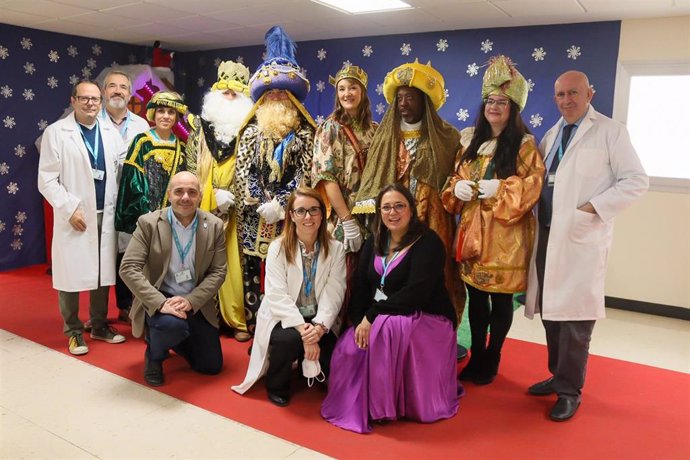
[234,26,316,334]
[98,70,150,325]
[186,61,254,342]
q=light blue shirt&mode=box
[543,114,586,173]
[160,211,197,296]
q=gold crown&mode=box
[212,61,250,96]
[383,59,446,110]
[482,55,529,112]
[329,64,368,89]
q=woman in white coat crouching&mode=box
[232,187,346,406]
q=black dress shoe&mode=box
[144,356,164,387]
[528,377,555,396]
[550,397,580,421]
[456,344,468,361]
[267,392,289,407]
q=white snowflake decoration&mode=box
[22,89,35,101]
[456,108,470,122]
[12,225,23,237]
[128,53,137,64]
[0,221,4,232]
[444,88,450,99]
[38,119,48,131]
[362,45,373,57]
[48,50,60,63]
[480,39,493,54]
[375,83,383,96]
[91,44,102,56]
[0,163,8,175]
[69,74,80,85]
[0,46,9,60]
[47,76,58,88]
[375,102,386,115]
[81,67,92,78]
[3,116,16,129]
[436,39,448,52]
[400,43,412,56]
[197,77,205,87]
[315,115,325,125]
[342,60,352,67]
[236,56,244,64]
[316,81,326,93]
[1,85,13,98]
[317,48,327,61]
[567,45,582,60]
[7,182,19,194]
[86,57,97,69]
[466,63,479,77]
[532,47,546,62]
[11,239,23,251]
[23,62,36,75]
[67,45,78,57]
[529,113,543,128]
[261,51,267,61]
[214,57,221,67]
[110,61,118,67]
[527,78,535,92]
[15,211,27,223]
[21,37,33,50]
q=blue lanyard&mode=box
[302,241,320,298]
[102,108,131,138]
[80,122,100,164]
[168,208,198,268]
[557,144,565,162]
[379,250,401,289]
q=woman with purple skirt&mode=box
[321,183,461,433]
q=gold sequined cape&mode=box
[441,127,545,293]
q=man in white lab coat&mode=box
[38,80,127,356]
[524,71,648,421]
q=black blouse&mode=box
[348,228,457,328]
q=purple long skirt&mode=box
[321,312,461,434]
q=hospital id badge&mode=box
[298,303,317,318]
[374,288,387,301]
[547,173,556,187]
[92,168,105,181]
[174,269,192,283]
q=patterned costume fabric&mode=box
[441,128,545,293]
[115,131,186,234]
[312,115,378,246]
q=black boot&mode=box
[459,349,483,381]
[473,349,500,385]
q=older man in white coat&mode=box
[524,71,648,421]
[38,80,127,355]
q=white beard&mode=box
[107,97,127,110]
[201,91,253,145]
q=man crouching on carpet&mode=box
[120,171,227,386]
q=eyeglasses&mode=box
[485,98,509,108]
[380,203,408,214]
[75,96,102,104]
[292,206,322,218]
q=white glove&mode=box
[478,179,501,199]
[341,218,363,252]
[214,188,235,213]
[257,199,285,225]
[454,180,475,201]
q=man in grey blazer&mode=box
[120,172,227,386]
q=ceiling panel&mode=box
[2,0,89,17]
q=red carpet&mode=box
[2,265,689,459]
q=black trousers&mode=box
[265,323,337,399]
[466,284,514,357]
[115,252,133,310]
[536,224,596,401]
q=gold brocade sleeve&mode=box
[487,136,545,225]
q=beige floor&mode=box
[1,308,688,459]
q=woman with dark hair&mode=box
[232,187,346,406]
[441,56,544,385]
[322,183,460,434]
[312,64,378,315]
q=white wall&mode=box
[606,16,690,309]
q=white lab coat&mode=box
[525,105,648,321]
[232,238,346,394]
[38,113,125,292]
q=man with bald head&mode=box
[524,71,648,421]
[120,172,227,386]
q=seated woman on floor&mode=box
[232,187,346,407]
[321,183,461,433]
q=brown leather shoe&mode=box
[234,330,251,342]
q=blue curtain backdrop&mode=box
[0,20,620,271]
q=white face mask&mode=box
[302,359,325,387]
